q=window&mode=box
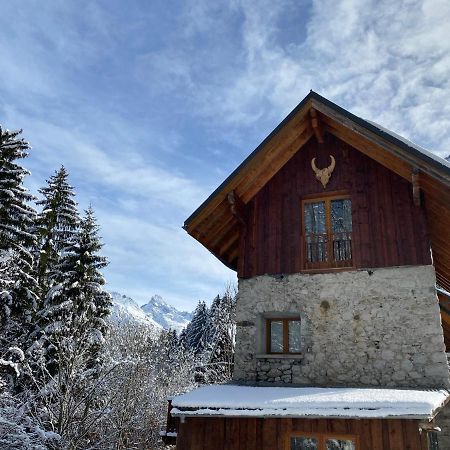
[266,318,301,354]
[302,194,353,270]
[291,434,358,450]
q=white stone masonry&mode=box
[233,265,450,389]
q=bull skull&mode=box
[311,155,336,188]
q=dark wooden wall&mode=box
[239,134,431,278]
[176,417,427,450]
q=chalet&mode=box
[164,91,450,449]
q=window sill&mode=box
[255,354,303,360]
[301,266,355,274]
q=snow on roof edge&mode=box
[171,385,450,420]
[171,407,435,420]
[363,118,450,172]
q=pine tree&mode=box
[37,205,111,374]
[35,166,79,294]
[204,290,236,382]
[185,300,208,355]
[0,126,38,383]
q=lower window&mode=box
[291,434,357,450]
[266,318,301,354]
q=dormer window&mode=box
[302,194,353,270]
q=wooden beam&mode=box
[312,98,450,186]
[206,218,236,249]
[322,120,412,181]
[219,231,239,256]
[239,127,314,203]
[184,101,312,232]
[412,168,421,207]
[310,108,324,144]
[235,119,311,198]
[227,190,246,226]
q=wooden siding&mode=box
[239,134,432,278]
[176,417,428,450]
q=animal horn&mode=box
[328,155,335,172]
[311,157,318,174]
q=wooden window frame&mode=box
[301,192,354,272]
[266,317,301,355]
[288,432,360,450]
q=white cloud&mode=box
[164,0,450,157]
[2,0,450,312]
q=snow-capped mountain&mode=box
[109,292,192,332]
[109,292,161,329]
[141,295,192,332]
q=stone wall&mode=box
[436,400,450,449]
[233,265,450,388]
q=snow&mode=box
[363,119,450,170]
[109,292,162,329]
[171,385,450,419]
[0,358,20,377]
[8,347,25,362]
[159,431,177,437]
[109,292,192,332]
[141,294,192,332]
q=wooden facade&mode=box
[176,417,430,450]
[176,92,450,449]
[183,92,450,299]
[239,134,431,278]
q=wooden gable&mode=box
[184,91,450,291]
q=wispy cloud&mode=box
[1,0,449,310]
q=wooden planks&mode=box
[176,417,425,450]
[183,94,450,275]
[239,134,432,278]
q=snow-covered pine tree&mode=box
[35,166,79,294]
[29,206,112,446]
[37,205,111,375]
[185,300,208,355]
[0,126,38,384]
[203,290,236,383]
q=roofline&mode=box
[310,91,450,176]
[184,91,450,229]
[171,409,433,421]
[183,92,314,228]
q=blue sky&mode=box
[1,0,449,311]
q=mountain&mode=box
[109,292,161,329]
[109,292,192,332]
[141,295,192,332]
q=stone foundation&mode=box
[233,265,450,388]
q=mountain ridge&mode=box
[109,291,192,332]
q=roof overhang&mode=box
[171,385,450,420]
[183,91,450,286]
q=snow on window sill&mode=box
[255,353,303,360]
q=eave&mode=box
[183,91,450,286]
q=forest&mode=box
[0,126,236,449]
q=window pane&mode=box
[304,202,326,234]
[304,202,327,263]
[288,320,301,353]
[331,199,352,262]
[331,199,352,233]
[270,321,283,353]
[326,439,356,450]
[291,437,318,450]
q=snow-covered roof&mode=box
[171,385,450,420]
